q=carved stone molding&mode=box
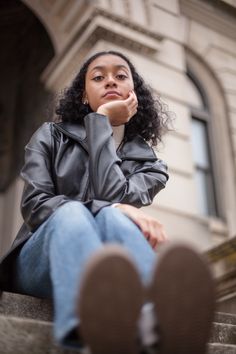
[206,236,236,299]
[92,7,162,42]
[180,0,236,40]
[41,9,163,91]
[207,236,236,263]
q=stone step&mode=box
[2,291,236,325]
[0,292,53,321]
[2,292,236,352]
[0,314,81,354]
[208,343,236,354]
[1,310,236,353]
[1,315,236,354]
[210,322,236,345]
[215,312,236,325]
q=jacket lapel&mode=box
[54,122,88,151]
[55,122,157,161]
[118,136,157,161]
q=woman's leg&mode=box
[13,201,103,347]
[95,206,156,286]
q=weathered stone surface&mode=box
[0,292,53,321]
[215,312,236,326]
[208,343,236,354]
[210,322,236,345]
[3,291,236,353]
[0,315,81,354]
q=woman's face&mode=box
[84,54,134,112]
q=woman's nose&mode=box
[105,75,117,88]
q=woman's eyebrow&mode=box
[90,65,130,72]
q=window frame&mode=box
[186,50,236,236]
[191,114,219,217]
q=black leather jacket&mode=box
[0,113,169,290]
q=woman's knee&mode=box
[48,201,98,244]
[96,206,137,233]
[52,201,91,225]
[96,206,122,222]
[97,205,134,222]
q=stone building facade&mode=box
[0,0,236,308]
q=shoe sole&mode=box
[148,243,215,354]
[78,245,144,354]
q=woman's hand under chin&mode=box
[114,204,169,250]
[96,91,138,126]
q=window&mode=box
[191,118,217,216]
[186,50,236,235]
[188,72,218,217]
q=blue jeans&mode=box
[13,202,156,348]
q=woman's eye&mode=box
[93,76,103,81]
[117,74,127,80]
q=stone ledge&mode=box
[208,343,236,354]
[0,314,80,354]
[206,236,236,263]
[210,322,236,345]
[0,292,53,321]
[215,312,236,325]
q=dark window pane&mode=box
[191,119,209,168]
[195,170,208,215]
[191,118,218,216]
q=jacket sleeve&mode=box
[20,123,71,231]
[84,113,169,208]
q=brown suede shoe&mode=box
[148,243,215,354]
[77,245,144,354]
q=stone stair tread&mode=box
[208,343,236,354]
[0,314,81,354]
[1,315,236,354]
[3,292,236,352]
[2,291,236,321]
[0,292,53,321]
[210,322,236,345]
[215,312,236,325]
[3,291,236,324]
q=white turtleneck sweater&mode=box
[112,125,125,150]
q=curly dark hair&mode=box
[55,50,172,146]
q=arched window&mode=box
[188,71,218,217]
[186,50,236,236]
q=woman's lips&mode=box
[103,91,122,97]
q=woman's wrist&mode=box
[97,107,108,116]
[111,203,121,208]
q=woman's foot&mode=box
[77,245,144,354]
[148,243,215,354]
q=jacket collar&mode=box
[55,122,86,141]
[54,122,157,161]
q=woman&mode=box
[0,51,214,354]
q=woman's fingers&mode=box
[148,221,166,248]
[115,204,168,250]
[124,91,138,110]
[97,90,138,125]
[134,217,167,249]
[128,92,138,118]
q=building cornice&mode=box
[180,0,236,40]
[41,8,163,90]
